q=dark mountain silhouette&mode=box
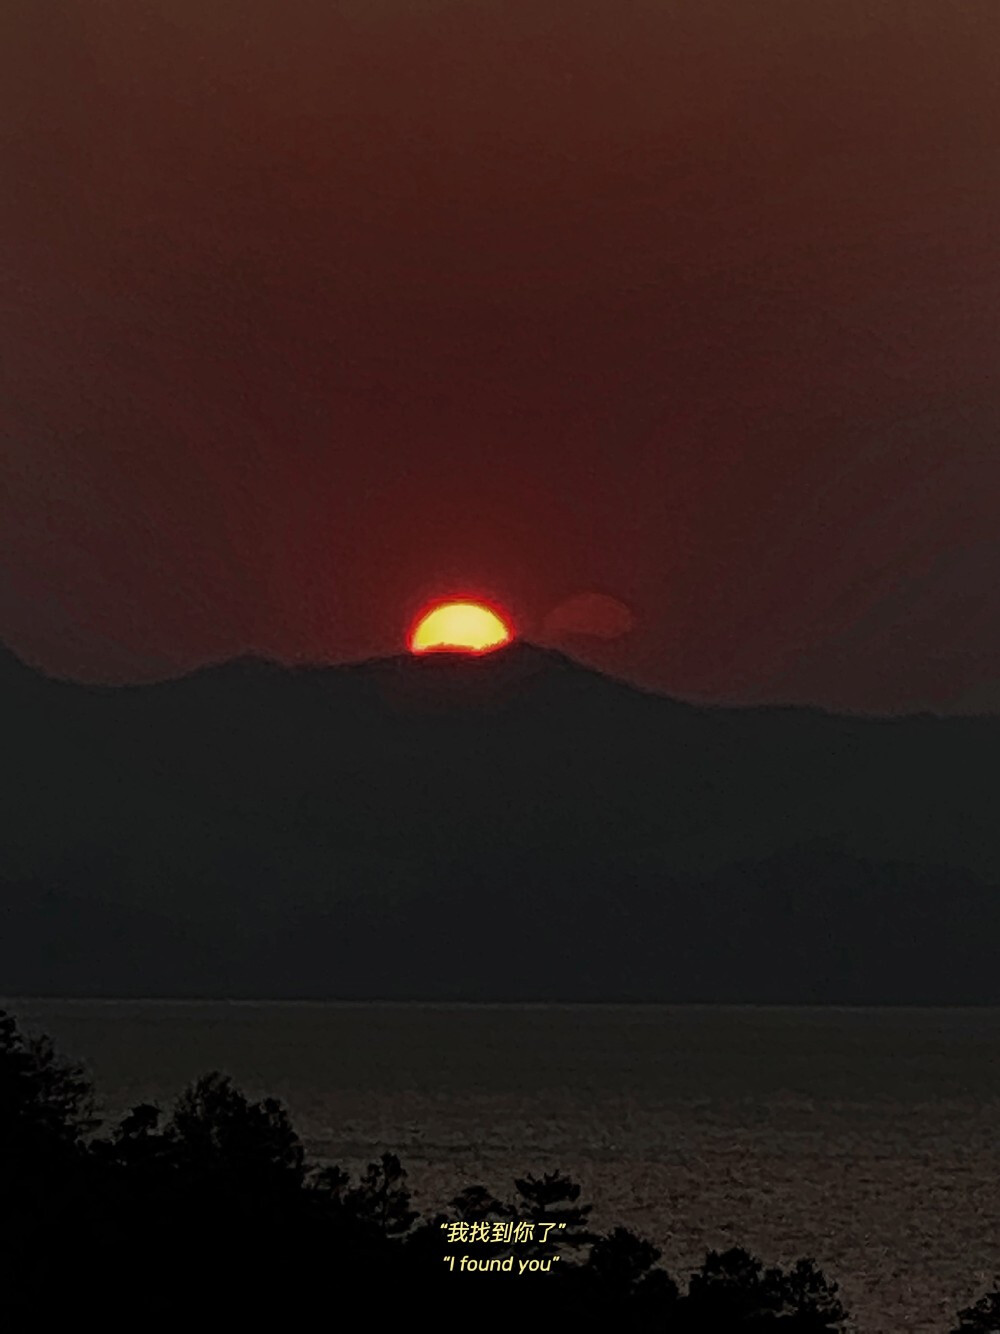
[1,639,998,1000]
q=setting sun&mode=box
[408,600,513,655]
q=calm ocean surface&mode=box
[5,999,999,1333]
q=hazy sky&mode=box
[2,1,998,711]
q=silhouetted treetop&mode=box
[683,1248,848,1330]
[165,1071,305,1184]
[0,1008,97,1157]
[514,1168,595,1246]
[951,1282,1000,1333]
[448,1182,515,1221]
[342,1152,419,1239]
[0,1008,949,1332]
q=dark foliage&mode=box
[677,1248,848,1331]
[951,1282,1000,1333]
[0,1006,968,1330]
[514,1167,597,1251]
[0,1009,96,1152]
[0,1010,100,1283]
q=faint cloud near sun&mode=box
[541,592,634,642]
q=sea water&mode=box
[5,999,999,1333]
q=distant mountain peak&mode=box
[2,632,1000,1001]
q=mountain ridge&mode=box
[1,637,997,1001]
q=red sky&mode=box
[2,1,998,711]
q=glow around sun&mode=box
[408,600,514,655]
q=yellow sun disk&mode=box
[409,602,512,654]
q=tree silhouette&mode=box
[89,1102,169,1195]
[0,1009,102,1309]
[449,1181,514,1220]
[0,1008,866,1329]
[513,1168,596,1250]
[582,1226,681,1332]
[951,1282,1000,1333]
[343,1151,419,1239]
[166,1071,305,1183]
[586,1225,668,1294]
[681,1248,848,1330]
[0,1008,97,1155]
